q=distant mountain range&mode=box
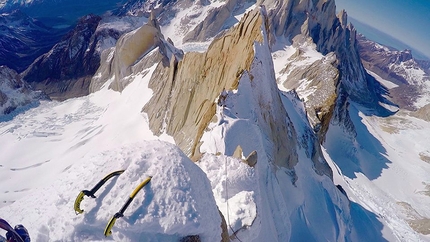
[0,0,128,27]
[349,16,429,61]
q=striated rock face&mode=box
[0,65,47,116]
[144,8,299,168]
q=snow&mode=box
[1,9,358,241]
[367,69,399,89]
[0,64,223,241]
[197,154,257,234]
[270,25,430,241]
[324,101,430,241]
[2,140,221,241]
[1,1,430,242]
[97,15,147,33]
[160,1,227,49]
[272,35,326,95]
[415,80,430,108]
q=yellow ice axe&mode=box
[104,176,152,237]
[74,170,125,214]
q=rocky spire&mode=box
[144,7,300,169]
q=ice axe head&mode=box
[73,191,86,214]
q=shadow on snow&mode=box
[325,102,392,180]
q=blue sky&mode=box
[335,0,430,60]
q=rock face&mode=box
[183,0,250,43]
[184,0,393,139]
[110,24,160,91]
[90,14,183,93]
[262,0,395,139]
[19,13,141,101]
[144,8,299,168]
[20,14,103,100]
[0,65,46,116]
[279,35,338,129]
[357,34,430,111]
[20,13,146,101]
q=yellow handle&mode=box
[130,176,152,198]
[104,216,118,237]
[104,176,152,236]
[74,191,85,214]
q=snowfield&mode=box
[2,140,222,241]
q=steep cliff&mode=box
[142,8,351,241]
[182,0,393,140]
[265,0,396,142]
[182,0,252,43]
[90,14,183,93]
[20,15,103,100]
[20,14,142,101]
[357,34,430,112]
[0,1,406,240]
[144,8,299,169]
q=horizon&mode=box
[348,16,429,60]
[335,0,430,60]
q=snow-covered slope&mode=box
[1,0,430,241]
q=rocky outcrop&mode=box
[110,24,161,91]
[109,16,173,92]
[232,145,258,167]
[0,65,47,115]
[20,14,103,100]
[183,0,250,43]
[279,35,338,128]
[144,8,299,168]
[357,34,430,111]
[20,14,140,101]
[90,14,183,93]
[261,0,395,140]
